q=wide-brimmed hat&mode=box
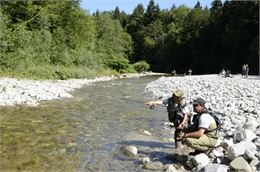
[193,97,206,105]
[173,89,184,98]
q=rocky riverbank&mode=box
[141,74,260,171]
[0,72,164,106]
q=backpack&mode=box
[205,109,222,129]
[192,109,222,130]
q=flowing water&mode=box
[0,76,181,172]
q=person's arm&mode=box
[178,128,205,141]
[146,100,163,106]
[185,128,205,138]
[177,113,188,129]
[177,106,190,129]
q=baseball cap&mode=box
[193,97,206,105]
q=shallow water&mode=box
[0,76,179,172]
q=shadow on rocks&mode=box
[119,140,174,149]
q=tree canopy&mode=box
[0,0,258,79]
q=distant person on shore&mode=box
[245,64,249,78]
[225,70,232,78]
[146,89,190,148]
[188,69,192,75]
[219,69,226,77]
[171,69,176,76]
[242,64,246,78]
[178,98,219,155]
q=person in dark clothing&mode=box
[146,89,190,148]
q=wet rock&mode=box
[122,145,138,157]
[144,161,163,170]
[140,157,150,164]
[165,164,177,172]
[143,130,152,136]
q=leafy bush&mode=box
[106,56,130,73]
[132,61,150,72]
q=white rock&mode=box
[203,164,228,172]
[191,153,210,167]
[165,164,177,172]
[227,141,256,160]
[234,129,257,142]
[122,145,138,157]
[143,130,152,136]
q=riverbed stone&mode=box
[203,163,228,172]
[191,153,210,167]
[227,141,256,160]
[165,164,177,172]
[234,129,257,142]
[144,161,164,170]
[230,157,252,172]
[122,145,138,157]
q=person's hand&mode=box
[177,123,184,130]
[177,132,186,141]
[146,102,155,109]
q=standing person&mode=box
[246,64,249,78]
[146,89,190,148]
[188,69,192,76]
[178,98,219,155]
[171,69,176,76]
[242,64,246,78]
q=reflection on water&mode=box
[0,76,169,171]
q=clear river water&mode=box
[1,76,181,172]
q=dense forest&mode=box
[0,0,259,79]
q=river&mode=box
[0,76,180,172]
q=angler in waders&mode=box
[146,89,190,148]
[178,98,219,155]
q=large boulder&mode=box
[227,141,256,160]
[233,129,257,142]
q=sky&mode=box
[80,0,215,14]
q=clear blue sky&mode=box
[80,0,215,14]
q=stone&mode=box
[191,153,210,167]
[141,157,150,164]
[230,157,252,172]
[143,130,152,136]
[144,161,164,170]
[203,163,228,172]
[233,129,256,142]
[220,139,234,150]
[165,164,177,172]
[249,158,259,167]
[122,145,138,157]
[227,141,256,160]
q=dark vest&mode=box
[167,98,185,125]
